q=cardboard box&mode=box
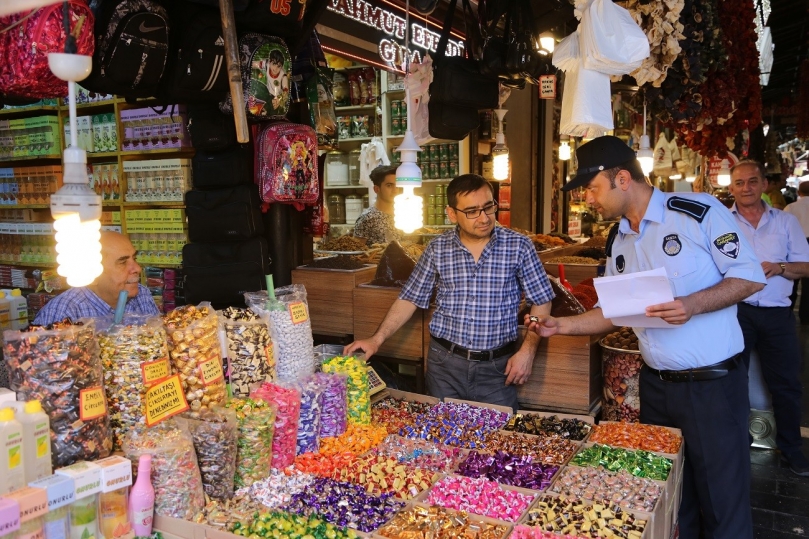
[372,388,441,405]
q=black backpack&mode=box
[83,0,170,99]
[187,102,238,150]
[185,184,264,242]
[192,145,253,189]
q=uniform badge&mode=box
[616,254,625,273]
[713,232,740,259]
[662,234,682,256]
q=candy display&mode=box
[225,398,276,489]
[194,493,266,529]
[294,451,357,475]
[229,510,360,539]
[426,475,535,522]
[549,466,662,512]
[372,397,436,433]
[371,435,466,473]
[400,402,510,449]
[97,315,170,450]
[318,423,388,455]
[283,477,405,533]
[327,454,437,500]
[601,328,643,422]
[184,408,238,500]
[320,355,370,425]
[511,526,585,539]
[481,432,578,465]
[589,422,682,454]
[377,505,509,539]
[314,372,347,438]
[523,495,647,539]
[163,303,227,413]
[4,319,113,467]
[250,382,301,469]
[504,414,592,441]
[571,444,673,481]
[235,469,317,509]
[123,421,206,520]
[457,451,559,490]
[220,307,276,397]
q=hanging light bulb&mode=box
[670,173,682,180]
[559,139,571,161]
[717,159,732,187]
[48,51,103,287]
[685,174,696,183]
[539,32,555,54]
[394,131,423,233]
[636,101,654,175]
[492,108,509,181]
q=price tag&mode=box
[199,357,224,386]
[539,75,557,99]
[79,387,107,422]
[265,343,275,364]
[141,358,170,385]
[144,375,189,427]
[289,302,309,324]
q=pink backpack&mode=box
[256,122,319,211]
[0,1,95,98]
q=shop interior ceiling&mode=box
[761,0,809,107]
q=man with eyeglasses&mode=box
[345,174,554,411]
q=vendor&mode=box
[346,174,554,411]
[353,165,403,245]
[33,231,160,325]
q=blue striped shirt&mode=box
[33,284,160,326]
[400,226,554,350]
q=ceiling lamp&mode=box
[636,101,654,175]
[670,173,682,180]
[539,32,555,54]
[559,138,571,161]
[717,159,732,187]
[492,108,509,180]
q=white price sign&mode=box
[539,75,556,99]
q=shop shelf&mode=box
[73,100,117,113]
[335,104,377,111]
[0,204,50,209]
[0,105,60,117]
[122,201,185,207]
[339,137,373,142]
[323,185,365,190]
[86,151,119,159]
[120,148,194,159]
[0,155,62,163]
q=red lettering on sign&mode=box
[271,0,291,16]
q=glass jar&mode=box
[327,194,346,224]
[348,148,362,185]
[325,150,349,186]
[345,195,363,225]
[362,194,369,209]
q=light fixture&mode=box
[670,173,682,180]
[636,101,654,175]
[559,138,571,161]
[492,108,509,180]
[717,159,732,187]
[48,49,103,287]
[539,32,555,54]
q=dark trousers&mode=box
[425,337,519,412]
[640,364,752,539]
[737,302,805,458]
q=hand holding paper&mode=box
[593,267,676,328]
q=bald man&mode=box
[33,231,160,325]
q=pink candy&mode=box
[512,526,586,539]
[251,382,301,469]
[426,475,534,522]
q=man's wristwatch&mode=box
[779,263,787,275]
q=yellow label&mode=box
[144,375,189,427]
[199,357,224,386]
[265,343,274,363]
[8,445,21,469]
[79,387,107,421]
[35,435,48,458]
[288,302,308,324]
[141,358,170,385]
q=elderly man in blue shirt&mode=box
[527,136,766,539]
[729,159,809,477]
[345,174,555,411]
[33,231,160,326]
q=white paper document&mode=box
[593,267,676,328]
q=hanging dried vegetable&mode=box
[617,0,685,87]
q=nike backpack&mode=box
[256,122,318,210]
[82,0,170,99]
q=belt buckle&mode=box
[466,349,485,361]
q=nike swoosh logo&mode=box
[139,21,164,33]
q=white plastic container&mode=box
[0,292,10,325]
[0,407,25,494]
[345,195,363,225]
[19,400,52,483]
[0,290,26,321]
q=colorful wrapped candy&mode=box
[570,444,672,481]
[426,475,535,522]
[378,505,508,539]
[457,450,559,490]
[589,422,681,454]
[225,398,276,488]
[320,355,370,425]
[400,402,510,449]
[292,375,324,454]
[251,382,301,469]
[314,372,347,438]
[524,495,647,539]
[229,510,360,539]
[185,407,239,500]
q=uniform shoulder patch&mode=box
[605,222,620,257]
[666,196,710,223]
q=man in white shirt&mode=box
[785,180,809,322]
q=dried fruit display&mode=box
[601,328,642,422]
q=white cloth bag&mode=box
[579,0,650,76]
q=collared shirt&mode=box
[606,189,766,371]
[353,207,403,245]
[33,284,160,326]
[731,201,809,307]
[784,196,809,237]
[400,225,554,350]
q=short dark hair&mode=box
[731,159,766,179]
[369,165,398,187]
[799,181,809,196]
[447,174,493,208]
[269,50,285,66]
[603,159,646,187]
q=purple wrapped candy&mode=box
[457,450,559,490]
[315,372,347,438]
[399,402,511,449]
[293,376,324,455]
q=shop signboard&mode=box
[539,75,556,99]
[707,151,739,188]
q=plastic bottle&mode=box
[19,400,52,483]
[0,407,25,494]
[128,455,154,537]
[3,289,28,322]
[0,292,10,325]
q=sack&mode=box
[187,102,237,150]
[220,33,291,121]
[559,58,613,137]
[82,0,170,98]
[183,237,271,307]
[192,145,253,189]
[158,2,228,103]
[256,122,319,210]
[0,1,95,98]
[185,184,264,242]
[234,0,307,40]
[579,0,650,76]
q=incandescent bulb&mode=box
[394,186,423,233]
[559,141,571,161]
[539,33,555,54]
[636,134,654,175]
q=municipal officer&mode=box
[526,136,766,539]
[728,159,809,477]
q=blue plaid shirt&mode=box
[33,284,160,326]
[400,226,554,350]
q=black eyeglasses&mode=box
[452,202,498,219]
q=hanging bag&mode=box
[255,121,319,210]
[185,184,265,242]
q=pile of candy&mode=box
[570,444,672,481]
[235,469,317,509]
[185,407,238,500]
[326,454,437,499]
[250,382,301,469]
[504,414,592,441]
[457,451,559,490]
[319,423,388,455]
[549,467,662,512]
[229,510,360,539]
[512,527,586,539]
[294,452,357,475]
[320,355,371,425]
[481,431,579,464]
[377,505,508,539]
[315,372,347,437]
[292,376,324,454]
[400,402,510,448]
[370,435,466,473]
[371,397,436,433]
[523,495,647,539]
[220,307,276,396]
[426,475,535,522]
[225,398,276,488]
[589,422,682,454]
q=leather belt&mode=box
[645,355,740,383]
[431,335,516,362]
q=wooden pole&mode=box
[219,0,249,143]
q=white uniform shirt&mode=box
[785,196,809,238]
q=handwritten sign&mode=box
[141,358,170,385]
[144,375,189,427]
[199,357,224,386]
[289,302,309,324]
[79,388,107,422]
[539,75,557,99]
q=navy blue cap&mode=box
[562,136,638,191]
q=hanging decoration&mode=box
[616,0,685,87]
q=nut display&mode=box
[524,495,647,539]
[601,328,643,422]
[220,307,275,397]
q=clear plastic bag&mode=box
[3,319,112,466]
[559,59,613,138]
[551,32,580,73]
[219,307,276,397]
[291,375,324,455]
[224,398,276,488]
[320,355,370,425]
[250,382,301,469]
[314,372,347,438]
[579,0,650,76]
[184,407,238,500]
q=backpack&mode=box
[158,3,228,103]
[187,102,237,150]
[82,0,170,99]
[0,1,95,98]
[192,145,253,189]
[220,33,290,121]
[185,184,264,242]
[235,0,308,40]
[256,122,318,210]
